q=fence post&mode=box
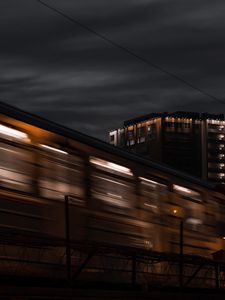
[132,253,136,287]
[65,195,72,283]
[179,220,183,288]
[215,263,220,289]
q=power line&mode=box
[35,0,225,105]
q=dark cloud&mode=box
[1,0,225,140]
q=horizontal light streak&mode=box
[173,184,193,194]
[107,192,123,199]
[144,203,157,209]
[93,175,129,187]
[40,144,68,155]
[0,124,28,141]
[186,218,202,225]
[173,184,201,201]
[90,157,133,176]
[139,176,165,187]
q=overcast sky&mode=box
[1,0,225,140]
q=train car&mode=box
[0,101,225,266]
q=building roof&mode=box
[124,113,163,126]
[0,101,215,190]
[123,111,224,126]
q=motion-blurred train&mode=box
[0,101,225,259]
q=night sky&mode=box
[1,0,225,140]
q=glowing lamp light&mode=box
[222,237,225,240]
[40,144,68,155]
[0,124,28,141]
[173,209,178,214]
[90,157,133,176]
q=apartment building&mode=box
[109,112,225,183]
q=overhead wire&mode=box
[35,0,225,105]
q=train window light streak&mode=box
[186,218,202,225]
[92,173,133,210]
[104,193,129,208]
[139,176,166,187]
[92,190,131,209]
[0,124,29,141]
[90,157,133,176]
[144,203,158,209]
[173,184,202,202]
[107,192,122,199]
[94,175,130,187]
[40,144,68,155]
[173,185,193,194]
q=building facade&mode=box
[109,112,225,183]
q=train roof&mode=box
[0,101,215,190]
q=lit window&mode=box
[128,130,134,138]
[137,127,145,135]
[138,137,145,143]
